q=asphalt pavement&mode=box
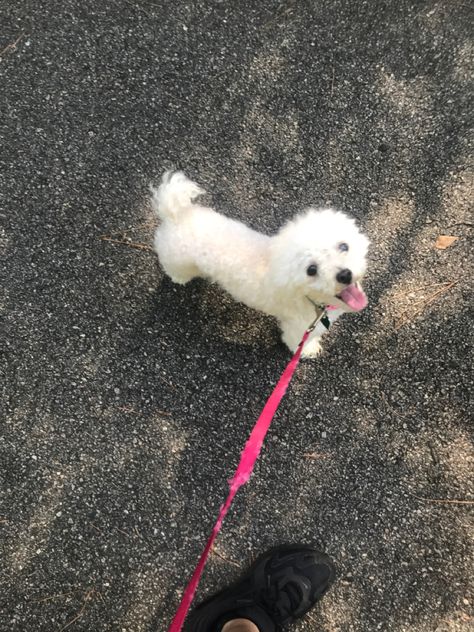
[1,1,472,631]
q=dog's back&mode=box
[152,172,271,301]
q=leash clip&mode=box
[306,297,330,332]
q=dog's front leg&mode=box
[279,319,322,357]
[300,332,323,357]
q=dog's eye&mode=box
[338,242,349,252]
[306,264,318,276]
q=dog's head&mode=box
[269,208,369,311]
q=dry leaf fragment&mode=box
[435,235,458,249]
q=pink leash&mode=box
[168,309,327,632]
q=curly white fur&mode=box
[152,171,369,357]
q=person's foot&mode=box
[186,545,335,631]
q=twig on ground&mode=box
[211,547,241,569]
[159,376,178,391]
[414,495,474,506]
[122,406,172,416]
[118,405,140,415]
[134,526,143,540]
[58,588,98,632]
[263,0,296,28]
[34,589,82,604]
[445,221,473,228]
[116,527,130,538]
[395,280,459,330]
[103,221,156,238]
[392,281,454,299]
[303,452,328,460]
[123,0,161,7]
[89,522,104,535]
[412,280,458,308]
[123,0,152,18]
[100,236,153,251]
[0,32,25,60]
[330,66,335,98]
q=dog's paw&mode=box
[300,337,322,358]
[170,274,192,285]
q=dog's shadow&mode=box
[149,275,282,356]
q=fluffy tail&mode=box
[150,171,205,221]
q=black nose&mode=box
[336,269,352,285]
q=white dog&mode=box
[152,172,369,356]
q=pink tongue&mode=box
[339,284,368,311]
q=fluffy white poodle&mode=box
[152,172,369,357]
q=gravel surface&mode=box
[1,1,473,631]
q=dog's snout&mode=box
[336,268,352,285]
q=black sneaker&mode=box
[186,545,335,631]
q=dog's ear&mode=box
[268,233,309,290]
